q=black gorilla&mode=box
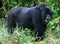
[8,4,53,39]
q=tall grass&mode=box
[0,17,60,44]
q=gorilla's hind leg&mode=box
[8,16,16,34]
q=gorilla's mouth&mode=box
[45,17,51,23]
[45,19,49,22]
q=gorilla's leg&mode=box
[8,16,16,34]
[32,15,46,41]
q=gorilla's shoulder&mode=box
[32,4,50,9]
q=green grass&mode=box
[0,17,60,44]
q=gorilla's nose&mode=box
[46,15,51,21]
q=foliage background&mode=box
[0,0,60,44]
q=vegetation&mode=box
[0,0,60,44]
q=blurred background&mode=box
[0,0,60,44]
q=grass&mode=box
[0,17,60,44]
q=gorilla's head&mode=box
[40,4,53,23]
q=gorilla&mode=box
[7,4,53,40]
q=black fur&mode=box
[7,4,53,40]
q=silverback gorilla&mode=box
[8,4,53,40]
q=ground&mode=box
[0,18,60,44]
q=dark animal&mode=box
[7,4,53,40]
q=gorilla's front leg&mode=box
[32,14,46,41]
[34,28,46,41]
